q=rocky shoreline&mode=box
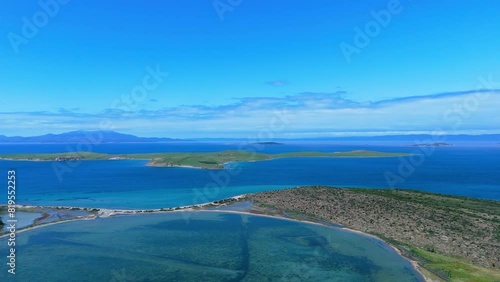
[247,186,500,281]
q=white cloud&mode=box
[2,90,499,137]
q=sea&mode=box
[0,142,498,209]
[0,142,497,281]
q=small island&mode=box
[412,142,452,147]
[0,150,411,169]
[250,142,285,145]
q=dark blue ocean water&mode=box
[0,143,498,209]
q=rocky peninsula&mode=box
[247,186,500,282]
[3,186,497,281]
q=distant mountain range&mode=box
[0,131,498,143]
[0,131,187,143]
[286,134,500,142]
[195,134,500,142]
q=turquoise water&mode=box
[0,144,498,209]
[0,144,495,281]
[0,212,424,281]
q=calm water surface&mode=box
[0,143,498,208]
[0,212,424,282]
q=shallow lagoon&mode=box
[0,212,42,232]
[0,212,423,281]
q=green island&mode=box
[412,142,453,147]
[0,150,410,169]
[246,187,500,282]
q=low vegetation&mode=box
[248,186,500,282]
[0,150,410,169]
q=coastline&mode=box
[6,186,498,281]
[0,195,430,281]
[0,149,412,170]
[197,209,432,282]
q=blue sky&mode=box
[0,0,499,137]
